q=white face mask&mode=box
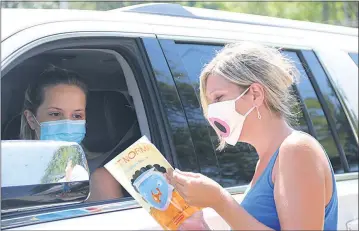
[207,88,255,146]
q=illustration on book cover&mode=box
[105,136,201,230]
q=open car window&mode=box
[1,48,146,201]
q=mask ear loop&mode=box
[240,86,261,120]
[237,87,255,117]
[31,113,41,126]
[234,87,251,101]
[244,107,255,117]
[31,113,41,139]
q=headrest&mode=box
[2,113,21,140]
[82,91,137,154]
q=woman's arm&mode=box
[87,167,124,202]
[213,135,328,230]
[274,134,327,229]
[169,134,329,230]
[213,189,273,230]
[169,170,273,230]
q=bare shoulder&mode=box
[278,131,327,173]
[281,131,324,157]
[274,131,333,209]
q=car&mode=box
[1,3,358,230]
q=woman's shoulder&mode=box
[281,131,324,155]
[278,131,328,171]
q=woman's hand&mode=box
[166,168,225,209]
[178,210,211,231]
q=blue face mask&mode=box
[34,118,86,144]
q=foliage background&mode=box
[2,1,358,28]
[41,145,88,184]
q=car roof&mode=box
[2,3,358,41]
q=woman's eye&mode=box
[73,114,83,119]
[215,96,223,102]
[49,112,60,117]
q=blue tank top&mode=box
[241,148,338,230]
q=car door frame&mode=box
[152,35,358,230]
[157,37,355,171]
[2,20,358,230]
[0,22,181,230]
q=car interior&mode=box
[1,48,150,199]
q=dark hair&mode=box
[131,164,167,192]
[20,65,88,140]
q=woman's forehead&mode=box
[41,85,86,109]
[206,74,233,94]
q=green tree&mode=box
[41,145,86,184]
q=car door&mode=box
[155,38,358,230]
[2,20,357,230]
[1,22,178,230]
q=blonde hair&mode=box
[199,42,300,150]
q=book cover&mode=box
[104,136,201,230]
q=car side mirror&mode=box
[1,140,90,212]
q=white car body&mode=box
[1,4,358,230]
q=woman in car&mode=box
[167,42,338,230]
[20,65,123,202]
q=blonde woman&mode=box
[167,42,338,230]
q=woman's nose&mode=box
[63,114,73,120]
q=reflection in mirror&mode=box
[1,140,90,212]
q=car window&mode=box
[176,43,223,95]
[1,36,184,229]
[301,51,358,172]
[349,53,358,66]
[162,41,314,188]
[284,51,346,173]
[157,40,223,183]
[1,47,148,204]
[161,41,257,187]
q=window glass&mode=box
[144,39,200,173]
[170,43,357,188]
[349,53,358,66]
[1,47,145,206]
[176,44,223,95]
[175,43,256,187]
[284,51,345,173]
[159,40,221,181]
[301,51,358,172]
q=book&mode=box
[104,136,201,230]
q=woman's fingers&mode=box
[166,169,186,188]
[172,170,191,186]
[174,180,187,194]
[164,172,171,183]
[175,168,200,178]
[165,169,176,185]
[166,168,204,203]
[175,186,188,200]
